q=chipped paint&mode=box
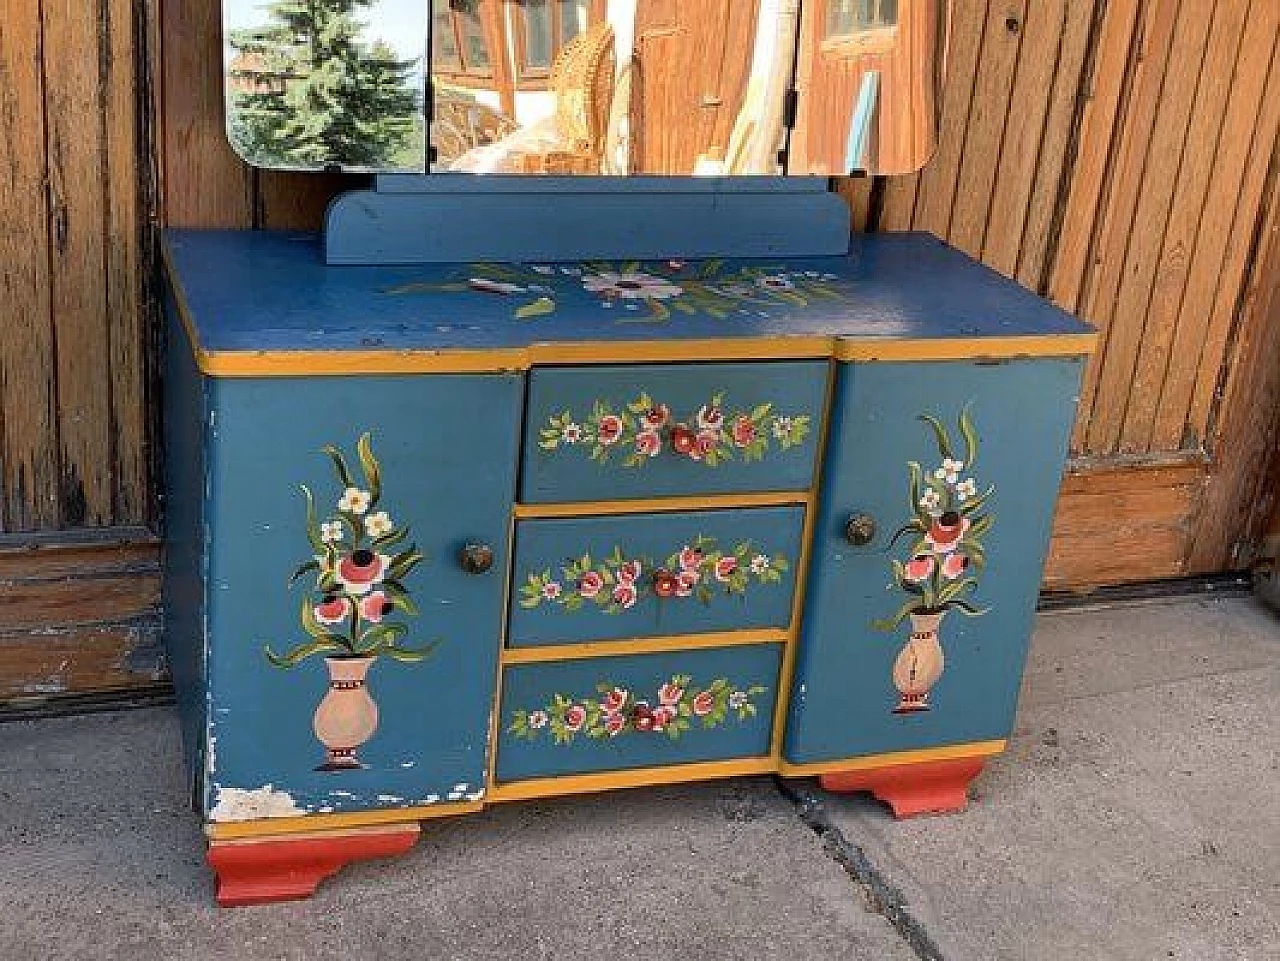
[399,761,416,768]
[376,794,404,803]
[209,784,307,822]
[465,790,485,802]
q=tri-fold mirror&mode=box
[223,0,948,177]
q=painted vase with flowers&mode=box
[264,433,434,770]
[872,408,994,713]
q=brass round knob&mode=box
[458,543,494,575]
[844,513,877,547]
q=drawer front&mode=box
[521,361,828,503]
[496,644,782,782]
[510,506,805,646]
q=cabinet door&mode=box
[785,359,1083,764]
[201,374,522,822]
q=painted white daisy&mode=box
[750,554,770,574]
[338,487,372,515]
[956,478,978,500]
[728,691,748,709]
[561,423,584,444]
[529,710,549,729]
[364,511,394,538]
[919,490,942,512]
[320,520,344,544]
[581,271,684,300]
[772,416,794,440]
[756,274,795,291]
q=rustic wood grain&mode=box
[1152,2,1278,450]
[258,169,364,231]
[0,621,165,700]
[834,176,875,232]
[0,1,60,533]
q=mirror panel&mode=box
[789,0,949,175]
[223,0,429,172]
[430,0,799,176]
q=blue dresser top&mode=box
[163,229,1094,374]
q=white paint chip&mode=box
[209,785,306,823]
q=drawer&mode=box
[509,506,805,647]
[496,643,782,782]
[521,361,828,503]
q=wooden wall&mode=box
[0,0,1277,707]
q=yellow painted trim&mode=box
[528,338,834,365]
[204,800,483,841]
[485,506,522,794]
[196,347,526,376]
[208,823,421,847]
[514,491,809,518]
[487,756,777,803]
[501,630,788,665]
[776,739,1007,778]
[834,334,1098,362]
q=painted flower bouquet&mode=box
[871,409,995,713]
[518,534,790,615]
[539,390,810,469]
[508,674,767,745]
[265,432,432,667]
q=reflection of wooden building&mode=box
[0,0,1277,715]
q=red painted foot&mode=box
[208,825,420,906]
[819,757,986,818]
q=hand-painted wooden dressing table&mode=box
[161,178,1094,905]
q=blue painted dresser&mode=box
[161,186,1094,905]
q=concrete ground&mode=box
[0,595,1275,960]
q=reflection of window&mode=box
[515,0,598,81]
[825,0,899,38]
[433,0,494,77]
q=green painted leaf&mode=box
[514,296,556,320]
[288,559,321,587]
[265,638,344,668]
[356,432,382,503]
[917,414,955,460]
[301,485,325,553]
[320,446,355,490]
[959,406,979,466]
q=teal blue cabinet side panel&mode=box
[785,358,1084,763]
[202,374,523,819]
[160,290,210,793]
[521,362,829,503]
[496,644,781,782]
[509,507,805,645]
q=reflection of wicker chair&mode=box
[431,92,518,166]
[513,22,615,174]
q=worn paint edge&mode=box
[207,822,422,847]
[487,756,779,803]
[204,799,483,841]
[775,739,1008,777]
[513,491,810,518]
[501,630,788,665]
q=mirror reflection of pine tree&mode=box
[228,0,423,169]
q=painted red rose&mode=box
[690,429,720,461]
[652,569,679,598]
[564,705,587,732]
[676,570,699,597]
[605,713,626,736]
[597,414,623,446]
[600,687,628,713]
[643,404,671,429]
[904,554,935,582]
[670,425,697,456]
[359,590,393,623]
[612,583,638,609]
[731,416,756,447]
[577,571,604,598]
[678,546,704,571]
[618,560,642,584]
[632,701,655,731]
[926,511,970,553]
[941,553,969,580]
[652,705,677,729]
[692,691,715,716]
[714,556,738,583]
[337,550,389,594]
[635,429,662,457]
[658,682,684,706]
[314,596,350,625]
[697,404,725,430]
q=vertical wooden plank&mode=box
[948,0,1028,258]
[44,0,114,527]
[161,0,253,226]
[833,176,874,232]
[1187,155,1280,571]
[1011,0,1094,291]
[1086,0,1214,455]
[0,0,60,531]
[105,0,152,525]
[1120,0,1250,452]
[911,0,989,238]
[258,170,365,231]
[1070,0,1180,454]
[1186,48,1280,439]
[1046,0,1141,313]
[878,170,920,231]
[1152,2,1278,450]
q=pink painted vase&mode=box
[313,656,379,771]
[891,611,946,713]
